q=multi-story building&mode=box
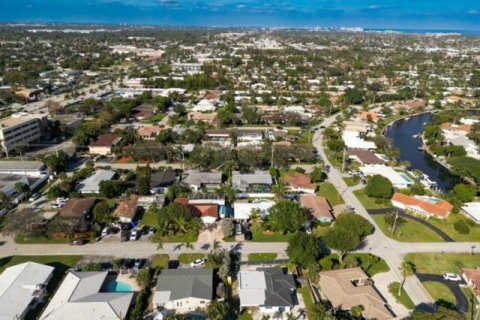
[0,113,47,156]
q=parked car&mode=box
[235,223,243,235]
[70,240,85,246]
[130,229,139,241]
[101,227,109,237]
[56,197,69,203]
[244,230,253,241]
[148,227,157,235]
[190,258,207,268]
[51,203,63,209]
[443,273,461,281]
[305,226,313,234]
[29,193,41,201]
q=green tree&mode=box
[324,228,360,263]
[365,175,393,199]
[99,180,128,198]
[136,165,151,195]
[206,300,230,320]
[410,307,465,320]
[334,213,374,238]
[43,151,69,173]
[310,164,326,183]
[286,233,321,268]
[271,181,286,201]
[93,201,114,225]
[136,268,153,289]
[451,184,477,204]
[268,201,308,233]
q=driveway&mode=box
[416,273,468,314]
[368,208,455,242]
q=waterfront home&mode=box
[40,272,134,320]
[239,268,296,315]
[359,165,414,188]
[358,111,381,123]
[0,262,54,320]
[153,269,214,313]
[284,173,317,194]
[462,202,480,224]
[391,193,453,219]
[342,131,377,150]
[346,149,386,165]
[300,195,334,223]
[318,268,393,320]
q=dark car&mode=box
[244,230,253,241]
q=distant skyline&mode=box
[1,0,480,31]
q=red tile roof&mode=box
[463,268,480,296]
[90,134,121,147]
[284,173,316,191]
[392,193,453,218]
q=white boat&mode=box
[412,134,419,138]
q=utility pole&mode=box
[341,147,346,172]
[392,212,400,237]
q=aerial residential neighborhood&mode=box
[0,12,480,320]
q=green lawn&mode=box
[423,281,456,305]
[353,189,392,209]
[388,282,415,310]
[372,215,445,242]
[346,253,390,276]
[0,255,82,319]
[429,214,480,242]
[343,177,360,187]
[252,231,292,242]
[298,287,316,320]
[178,253,204,264]
[317,182,344,206]
[155,232,199,243]
[139,210,160,228]
[237,310,254,320]
[150,254,169,269]
[405,253,480,274]
[248,253,278,262]
[324,149,343,168]
[15,234,72,244]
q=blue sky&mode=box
[0,0,479,31]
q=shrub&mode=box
[454,220,470,235]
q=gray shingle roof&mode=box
[259,268,296,307]
[155,269,213,301]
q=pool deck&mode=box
[117,273,141,292]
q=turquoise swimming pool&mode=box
[107,280,133,292]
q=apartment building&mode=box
[0,113,47,156]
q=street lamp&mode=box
[472,245,476,255]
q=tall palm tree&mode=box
[249,208,263,232]
[399,261,416,296]
[271,181,286,201]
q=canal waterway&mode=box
[385,112,461,191]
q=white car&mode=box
[190,258,207,268]
[130,229,139,241]
[56,197,69,203]
[443,273,461,281]
[29,193,41,201]
[51,203,63,209]
[101,227,109,237]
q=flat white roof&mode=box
[462,202,480,223]
[233,200,275,220]
[343,131,377,150]
[77,170,116,194]
[360,164,414,187]
[0,262,54,320]
[239,271,266,306]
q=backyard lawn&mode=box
[353,189,391,210]
[388,282,415,310]
[429,214,480,242]
[372,215,445,242]
[248,253,278,262]
[317,182,344,206]
[405,253,480,274]
[150,254,169,269]
[178,253,205,265]
[423,281,456,305]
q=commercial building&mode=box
[0,262,54,320]
[0,113,47,156]
[0,161,48,178]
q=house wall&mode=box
[89,146,113,156]
[259,306,291,314]
[201,216,217,225]
[163,297,210,313]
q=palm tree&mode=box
[156,242,164,251]
[212,239,221,251]
[399,261,416,296]
[184,242,194,250]
[271,181,286,201]
[249,208,263,232]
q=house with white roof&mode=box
[40,272,134,320]
[462,202,480,224]
[359,165,414,188]
[0,262,54,320]
[77,170,116,194]
[342,131,377,150]
[192,99,216,112]
[239,268,296,315]
[234,200,275,220]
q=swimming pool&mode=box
[107,280,133,292]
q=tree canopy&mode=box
[268,201,308,233]
[365,175,393,199]
[286,232,321,268]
